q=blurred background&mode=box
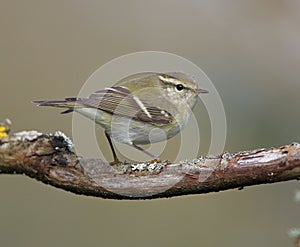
[1,0,300,246]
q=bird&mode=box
[33,72,208,164]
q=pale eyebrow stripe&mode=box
[158,75,192,91]
[133,95,152,119]
[158,75,178,84]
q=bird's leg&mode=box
[105,131,121,165]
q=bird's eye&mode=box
[176,84,184,91]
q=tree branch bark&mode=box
[0,130,299,199]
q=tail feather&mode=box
[32,98,86,114]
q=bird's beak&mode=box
[194,88,209,94]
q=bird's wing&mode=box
[75,86,174,125]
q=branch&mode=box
[0,130,299,199]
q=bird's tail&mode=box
[33,98,86,114]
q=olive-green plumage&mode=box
[33,72,208,163]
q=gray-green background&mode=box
[1,1,300,246]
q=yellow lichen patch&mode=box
[0,131,9,139]
[0,119,11,139]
